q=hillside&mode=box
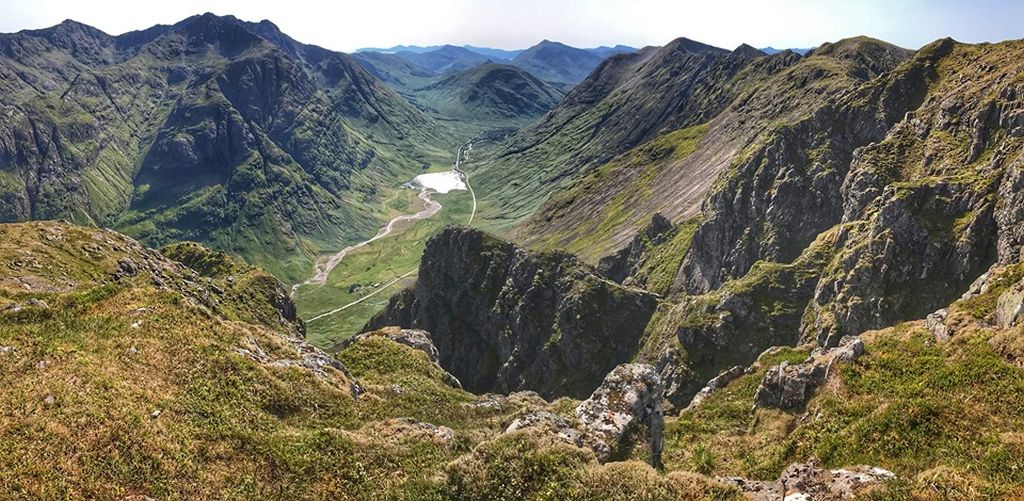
[369,36,1024,497]
[412,63,565,126]
[511,40,605,86]
[516,37,912,261]
[0,14,451,283]
[0,220,748,498]
[351,50,437,91]
[469,38,793,237]
[395,45,492,74]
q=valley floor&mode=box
[292,141,477,348]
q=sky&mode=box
[1,0,1022,52]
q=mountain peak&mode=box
[732,43,765,57]
[663,37,729,55]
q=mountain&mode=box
[370,36,1024,497]
[0,14,448,283]
[357,44,524,60]
[469,38,782,236]
[368,225,658,398]
[511,39,605,85]
[464,45,524,60]
[760,46,813,55]
[351,50,438,91]
[411,62,565,126]
[394,44,492,74]
[586,44,637,57]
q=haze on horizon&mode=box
[1,0,1022,53]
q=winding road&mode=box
[298,137,478,319]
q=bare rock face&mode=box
[597,213,674,285]
[996,277,1024,329]
[721,461,896,500]
[754,337,864,410]
[575,363,664,466]
[925,308,951,342]
[368,226,658,400]
[996,155,1024,265]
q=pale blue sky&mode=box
[1,0,1021,52]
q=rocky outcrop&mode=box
[996,156,1024,265]
[575,363,664,466]
[343,327,462,388]
[802,178,998,347]
[498,363,665,466]
[368,226,659,400]
[996,277,1024,329]
[754,337,864,410]
[342,327,440,362]
[721,461,896,500]
[505,411,585,448]
[685,365,748,410]
[674,38,919,296]
[597,213,673,285]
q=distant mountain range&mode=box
[760,46,814,55]
[357,43,637,60]
[357,40,637,89]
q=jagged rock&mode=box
[962,268,994,300]
[1,303,23,313]
[597,213,674,284]
[686,365,748,410]
[996,278,1024,329]
[755,337,864,410]
[0,346,14,355]
[575,363,664,466]
[720,461,896,500]
[925,309,951,342]
[754,360,826,411]
[802,178,997,347]
[996,156,1024,264]
[653,345,702,413]
[368,226,658,400]
[505,411,585,447]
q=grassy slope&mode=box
[526,124,708,262]
[0,221,741,499]
[664,265,1024,498]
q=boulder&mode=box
[575,363,664,466]
[995,278,1024,329]
[753,360,826,410]
[925,308,950,342]
[721,461,896,500]
[754,337,864,410]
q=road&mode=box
[290,187,440,297]
[453,136,478,224]
[299,137,478,319]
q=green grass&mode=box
[293,189,474,348]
